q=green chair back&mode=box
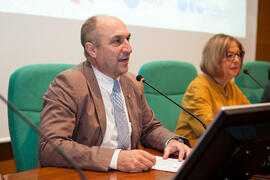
[138,60,197,132]
[8,64,75,172]
[235,61,270,103]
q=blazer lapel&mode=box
[81,61,107,145]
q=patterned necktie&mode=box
[111,79,130,150]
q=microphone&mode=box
[136,75,207,129]
[243,69,264,89]
[0,93,86,180]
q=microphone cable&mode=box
[136,75,207,130]
[0,93,86,180]
[243,69,265,89]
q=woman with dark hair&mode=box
[175,34,250,140]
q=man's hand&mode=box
[117,149,156,172]
[163,139,191,161]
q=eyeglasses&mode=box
[225,51,245,61]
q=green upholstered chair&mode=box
[8,64,75,172]
[235,61,270,104]
[138,60,197,132]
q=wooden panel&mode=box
[0,142,13,161]
[0,142,15,175]
[256,44,270,60]
[256,0,270,62]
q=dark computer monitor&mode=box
[174,103,270,180]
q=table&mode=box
[4,140,270,180]
[4,166,174,180]
[3,148,174,180]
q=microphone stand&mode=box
[137,75,207,129]
[243,69,265,89]
[0,93,86,180]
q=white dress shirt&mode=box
[92,66,131,169]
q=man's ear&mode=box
[85,42,96,58]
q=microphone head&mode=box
[136,75,144,82]
[243,69,249,75]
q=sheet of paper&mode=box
[152,156,184,172]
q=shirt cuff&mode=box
[109,149,121,170]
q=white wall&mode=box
[0,0,258,142]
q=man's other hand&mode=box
[163,139,192,161]
[117,149,156,172]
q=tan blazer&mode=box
[38,61,177,171]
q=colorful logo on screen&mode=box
[72,0,94,4]
[178,0,203,14]
[124,0,140,9]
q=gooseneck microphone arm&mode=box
[0,94,86,180]
[136,75,207,130]
[243,69,264,89]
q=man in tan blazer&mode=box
[39,15,191,172]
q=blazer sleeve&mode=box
[38,69,114,171]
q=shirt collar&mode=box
[92,66,120,94]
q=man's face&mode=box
[92,17,132,79]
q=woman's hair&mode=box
[200,33,244,77]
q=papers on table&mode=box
[152,156,184,172]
